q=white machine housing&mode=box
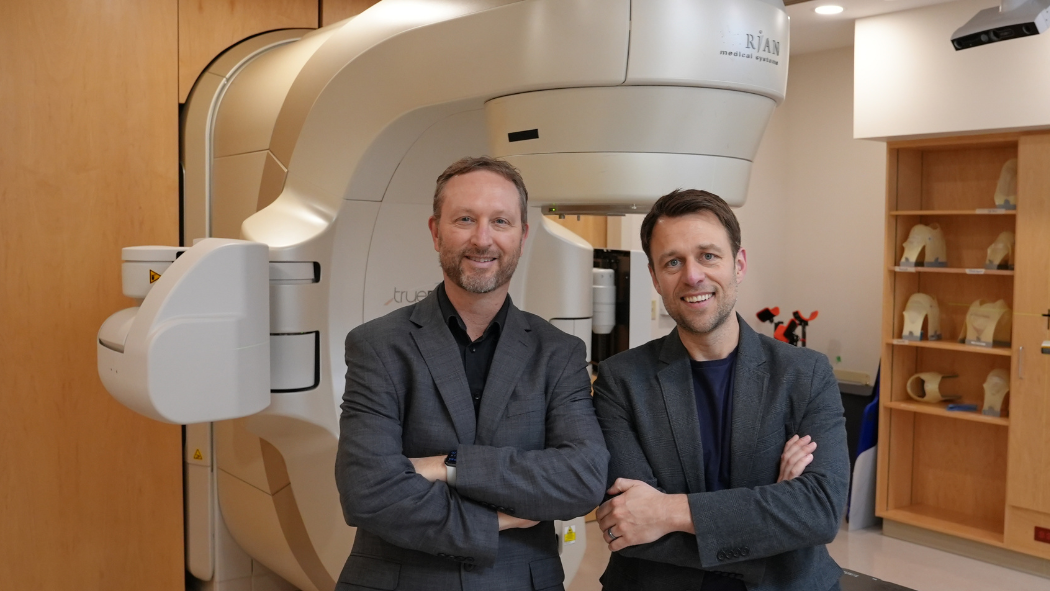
[97,1,790,590]
[98,240,270,424]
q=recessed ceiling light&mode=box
[815,5,844,15]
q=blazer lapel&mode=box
[729,317,770,488]
[656,329,707,493]
[475,303,532,444]
[410,293,476,445]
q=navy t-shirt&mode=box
[690,348,745,591]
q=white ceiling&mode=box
[787,0,963,54]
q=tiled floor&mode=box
[567,520,1050,591]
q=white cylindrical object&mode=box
[592,268,616,335]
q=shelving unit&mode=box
[878,132,1050,569]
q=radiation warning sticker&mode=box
[563,524,577,544]
[149,270,162,284]
[193,449,203,461]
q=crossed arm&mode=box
[335,332,608,567]
[596,434,818,549]
[591,355,849,575]
[410,457,539,530]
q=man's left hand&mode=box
[409,456,447,483]
[596,478,693,552]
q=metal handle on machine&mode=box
[1018,346,1024,380]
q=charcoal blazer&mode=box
[335,290,609,591]
[593,315,849,591]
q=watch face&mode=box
[444,450,457,467]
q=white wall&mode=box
[739,46,886,380]
[855,0,1050,139]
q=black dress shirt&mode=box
[436,282,510,418]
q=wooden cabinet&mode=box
[878,132,1050,564]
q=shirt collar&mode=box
[436,282,510,339]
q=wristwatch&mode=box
[444,450,457,488]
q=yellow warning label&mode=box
[563,525,576,544]
[193,449,203,461]
[149,270,162,283]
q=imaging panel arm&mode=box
[97,239,271,423]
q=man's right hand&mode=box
[497,512,539,531]
[778,434,817,483]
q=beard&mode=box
[663,285,737,337]
[439,239,523,294]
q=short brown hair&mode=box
[433,156,528,222]
[640,189,741,265]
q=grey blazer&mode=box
[335,290,609,591]
[592,316,849,591]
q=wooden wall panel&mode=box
[322,0,383,26]
[548,215,608,249]
[0,1,183,589]
[179,0,318,102]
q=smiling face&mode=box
[429,169,528,295]
[648,211,747,345]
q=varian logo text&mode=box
[719,30,781,65]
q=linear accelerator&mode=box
[96,1,790,589]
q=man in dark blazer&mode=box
[593,189,849,591]
[335,156,609,591]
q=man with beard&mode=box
[335,156,609,591]
[593,190,849,591]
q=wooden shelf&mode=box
[884,400,1009,426]
[890,209,1016,216]
[881,505,1005,547]
[890,266,1013,276]
[887,339,1012,357]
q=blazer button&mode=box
[716,550,727,561]
[741,546,750,557]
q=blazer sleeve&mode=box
[454,338,610,522]
[688,355,849,567]
[335,329,500,567]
